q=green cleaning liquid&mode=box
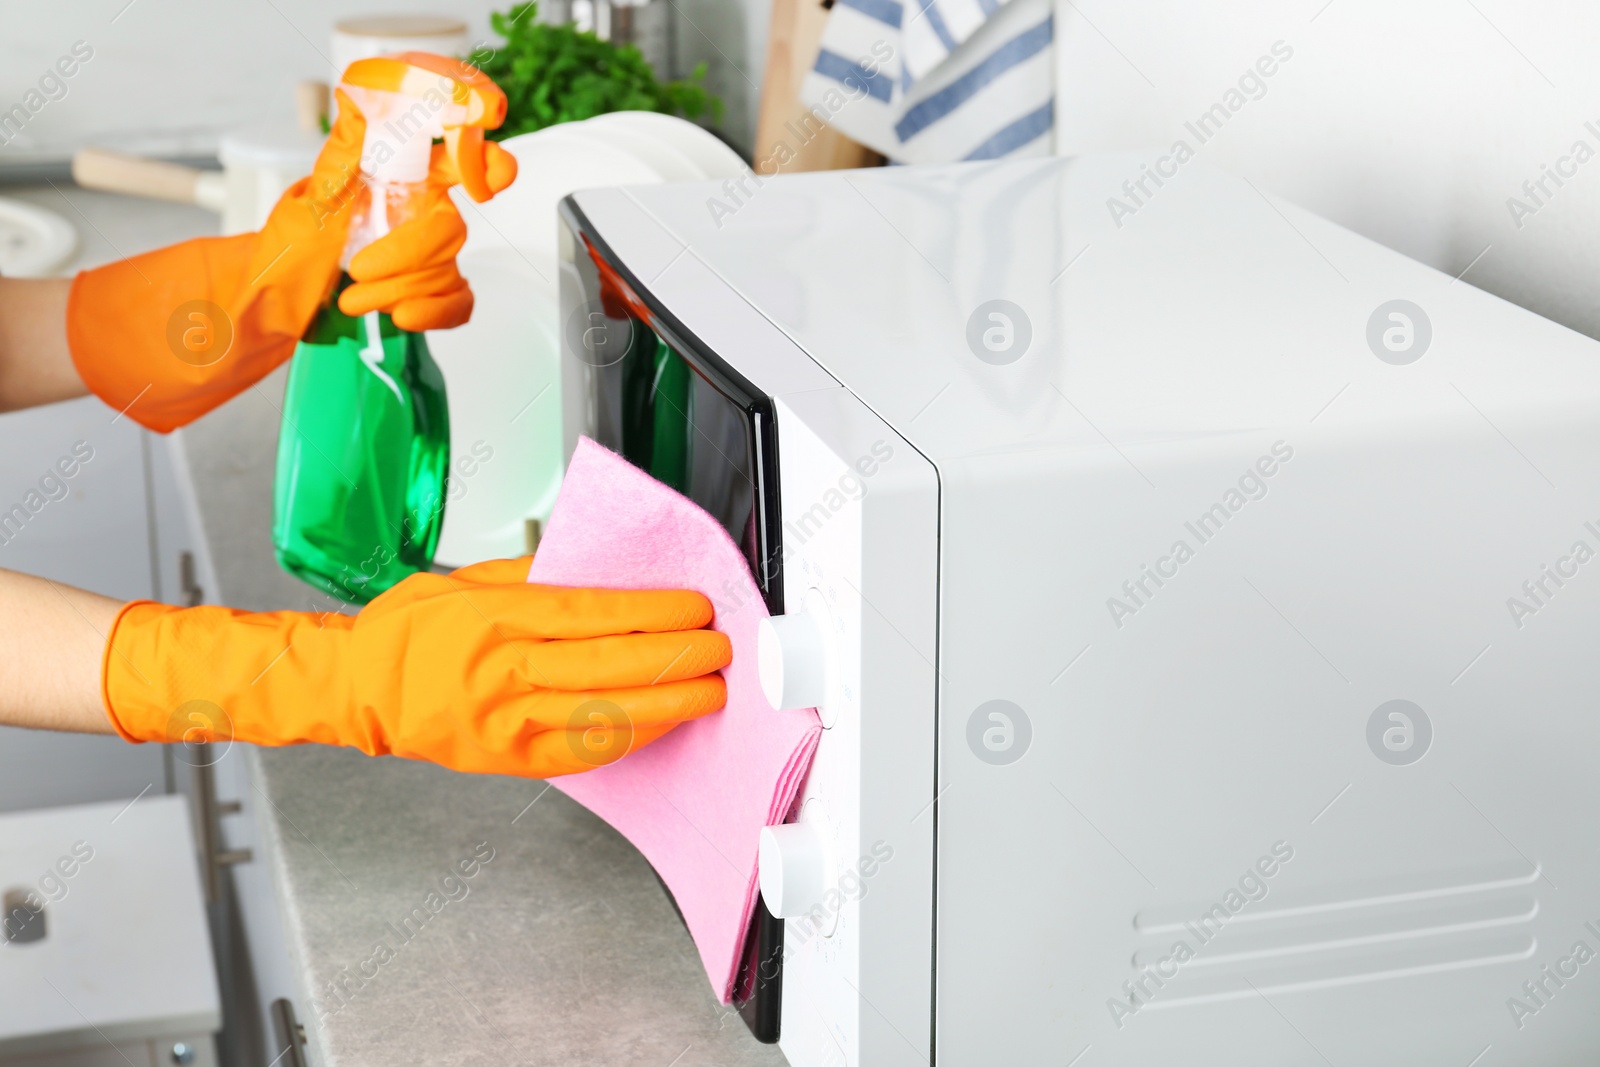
[272,275,449,604]
[270,54,516,604]
[621,332,691,494]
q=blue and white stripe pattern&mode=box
[800,0,1053,164]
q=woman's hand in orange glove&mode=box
[338,140,518,332]
[66,85,516,433]
[100,557,731,777]
[66,92,365,432]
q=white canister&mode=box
[215,123,324,235]
[331,16,471,77]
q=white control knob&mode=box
[758,800,835,930]
[758,598,830,712]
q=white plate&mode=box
[432,126,670,563]
[430,247,563,565]
[460,125,666,265]
[518,124,672,185]
[580,112,711,181]
[0,197,77,277]
[584,111,747,180]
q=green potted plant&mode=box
[472,2,722,139]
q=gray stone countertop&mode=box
[156,230,783,1067]
[243,745,780,1067]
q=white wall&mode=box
[0,0,765,164]
[1055,0,1600,342]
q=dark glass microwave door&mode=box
[595,326,759,570]
[560,196,785,1044]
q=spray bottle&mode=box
[272,53,507,603]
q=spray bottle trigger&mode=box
[445,126,493,203]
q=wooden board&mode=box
[753,0,885,173]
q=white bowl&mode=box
[0,197,77,277]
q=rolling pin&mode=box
[71,147,229,212]
[70,80,328,224]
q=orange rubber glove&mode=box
[337,141,516,332]
[66,90,517,433]
[100,558,731,777]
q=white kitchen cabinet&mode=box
[0,798,220,1065]
[0,184,217,818]
[0,183,292,1067]
[0,397,169,814]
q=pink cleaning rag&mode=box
[528,436,823,1002]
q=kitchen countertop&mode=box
[6,181,785,1067]
[243,747,783,1067]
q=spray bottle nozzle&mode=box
[338,51,509,201]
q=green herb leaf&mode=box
[469,2,723,140]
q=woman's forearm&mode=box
[0,277,87,413]
[0,567,120,734]
[0,278,127,733]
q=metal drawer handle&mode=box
[271,998,308,1067]
[192,755,251,902]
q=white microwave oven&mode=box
[558,155,1600,1065]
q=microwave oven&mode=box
[558,155,1600,1065]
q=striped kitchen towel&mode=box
[796,0,1053,164]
